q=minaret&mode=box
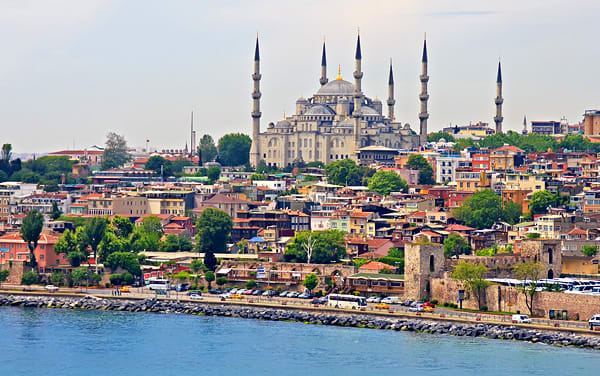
[522,115,527,135]
[494,60,504,134]
[190,111,195,157]
[352,31,363,159]
[419,35,429,145]
[387,59,395,121]
[320,39,328,86]
[249,36,262,167]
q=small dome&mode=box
[439,138,446,143]
[296,96,307,103]
[304,105,334,115]
[275,120,291,128]
[403,123,411,129]
[316,79,355,95]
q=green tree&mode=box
[105,252,142,276]
[71,267,89,289]
[502,201,523,225]
[559,134,592,152]
[50,202,62,220]
[582,245,598,257]
[367,170,408,195]
[427,132,455,143]
[0,269,9,288]
[217,133,252,166]
[190,259,206,286]
[102,132,131,169]
[405,154,435,184]
[513,262,544,315]
[195,208,232,253]
[207,166,221,182]
[198,134,218,164]
[160,234,181,252]
[216,276,227,287]
[245,279,258,289]
[453,138,476,152]
[204,271,215,289]
[145,155,173,177]
[203,251,218,272]
[451,261,490,310]
[50,271,64,286]
[171,158,193,174]
[303,273,319,292]
[324,159,373,186]
[249,173,268,182]
[453,190,503,229]
[20,209,44,268]
[112,215,134,238]
[98,229,128,262]
[141,215,164,237]
[444,233,472,259]
[81,217,108,272]
[21,270,38,286]
[528,190,568,218]
[284,230,346,264]
[178,236,193,251]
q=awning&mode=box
[292,273,301,278]
[217,268,232,275]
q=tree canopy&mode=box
[324,159,373,186]
[217,133,252,166]
[303,273,319,292]
[405,154,435,185]
[102,132,131,169]
[198,134,218,164]
[513,262,544,315]
[451,261,490,310]
[427,132,455,143]
[20,209,44,267]
[145,155,172,177]
[284,230,346,264]
[528,190,569,218]
[367,170,408,195]
[195,208,232,253]
[453,190,518,229]
[443,233,472,259]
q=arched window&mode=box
[548,248,553,264]
[548,269,554,279]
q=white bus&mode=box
[327,294,367,309]
[146,278,170,291]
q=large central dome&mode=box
[316,79,355,95]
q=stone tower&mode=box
[522,115,527,135]
[419,37,429,146]
[520,239,561,280]
[320,40,328,86]
[249,37,262,167]
[404,242,444,301]
[352,33,363,159]
[387,59,395,120]
[494,60,504,134]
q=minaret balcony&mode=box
[387,99,396,106]
[252,91,262,99]
[419,112,429,119]
[420,74,429,82]
[494,116,504,122]
[495,97,504,105]
[252,73,262,80]
[353,71,363,79]
[251,111,262,118]
[420,94,429,101]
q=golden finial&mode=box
[323,35,326,43]
[336,65,342,80]
[283,111,286,120]
[424,32,426,40]
[358,27,360,36]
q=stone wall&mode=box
[404,243,444,301]
[430,278,600,320]
[0,260,27,284]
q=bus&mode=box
[146,278,170,291]
[327,294,367,309]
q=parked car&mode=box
[401,299,414,307]
[409,304,424,312]
[298,292,311,299]
[120,286,130,293]
[44,285,59,293]
[588,314,600,330]
[187,290,202,296]
[231,294,244,299]
[279,291,289,297]
[381,297,402,305]
[252,290,262,296]
[423,306,435,313]
[422,301,436,308]
[311,298,323,305]
[230,288,239,294]
[175,283,190,292]
[262,290,276,297]
[375,302,390,310]
[209,289,221,295]
[289,292,300,298]
[244,289,254,295]
[512,314,531,324]
[219,292,231,299]
[366,296,379,303]
[189,294,203,300]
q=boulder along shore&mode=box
[2,294,599,350]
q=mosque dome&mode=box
[316,79,355,95]
[304,105,334,115]
[275,120,291,128]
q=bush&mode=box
[21,271,38,286]
[216,276,227,286]
[109,274,123,286]
[105,283,110,288]
[430,299,438,305]
[443,302,449,307]
[245,280,258,289]
[480,306,488,312]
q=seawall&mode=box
[1,294,599,350]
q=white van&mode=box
[512,314,531,324]
[381,296,402,305]
[589,314,600,330]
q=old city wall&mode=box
[0,260,27,285]
[431,278,600,320]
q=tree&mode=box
[453,190,503,229]
[102,132,131,169]
[285,230,346,264]
[216,276,227,287]
[71,267,89,289]
[105,252,142,276]
[451,261,490,310]
[112,216,134,238]
[444,233,471,259]
[20,209,44,268]
[405,154,435,185]
[21,271,38,286]
[453,138,477,152]
[204,271,215,289]
[427,132,455,143]
[325,159,373,186]
[50,202,62,220]
[513,262,544,315]
[50,271,64,286]
[582,245,598,257]
[145,155,172,177]
[198,134,218,164]
[502,201,523,225]
[245,279,257,289]
[141,215,164,237]
[195,208,232,253]
[217,133,252,166]
[303,273,318,292]
[190,259,206,286]
[81,217,108,272]
[203,251,218,272]
[178,236,193,251]
[160,234,181,252]
[528,190,568,218]
[367,170,408,195]
[207,166,221,182]
[98,230,128,262]
[0,269,9,288]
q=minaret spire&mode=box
[320,38,328,86]
[494,59,504,134]
[387,59,395,121]
[522,114,527,135]
[352,30,364,161]
[419,34,429,145]
[249,36,262,167]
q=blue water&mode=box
[0,307,598,376]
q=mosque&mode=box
[248,34,431,168]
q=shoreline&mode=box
[1,293,599,350]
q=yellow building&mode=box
[349,210,375,237]
[455,170,491,192]
[490,145,525,171]
[561,256,599,276]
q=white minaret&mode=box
[387,59,395,121]
[419,36,429,145]
[249,37,262,167]
[494,60,504,134]
[353,32,363,159]
[522,115,527,135]
[320,39,328,86]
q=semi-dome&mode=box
[304,105,334,115]
[316,79,355,95]
[361,106,380,115]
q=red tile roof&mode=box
[445,224,475,231]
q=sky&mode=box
[1,0,599,153]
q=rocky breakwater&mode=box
[1,294,599,350]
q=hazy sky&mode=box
[1,0,599,153]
